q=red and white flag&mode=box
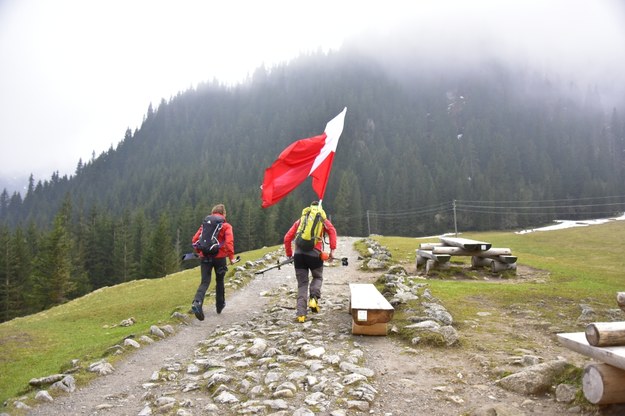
[261,107,347,208]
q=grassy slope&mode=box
[2,220,624,403]
[375,219,625,329]
[0,246,277,403]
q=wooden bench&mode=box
[349,283,394,336]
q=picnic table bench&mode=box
[417,237,517,274]
[349,283,394,336]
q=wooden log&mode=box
[489,255,517,264]
[583,363,625,404]
[471,257,517,273]
[471,256,493,268]
[425,259,435,274]
[416,254,427,267]
[585,322,625,347]
[439,236,491,251]
[416,249,451,263]
[618,292,625,313]
[419,242,443,250]
[433,247,511,256]
[490,260,516,273]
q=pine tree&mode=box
[0,225,11,321]
[32,195,74,309]
[112,211,136,283]
[141,213,178,278]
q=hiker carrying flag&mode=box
[284,201,337,323]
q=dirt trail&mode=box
[24,255,290,415]
[20,236,621,416]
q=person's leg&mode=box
[293,253,310,319]
[214,257,228,313]
[307,255,324,313]
[194,259,213,304]
[309,266,324,300]
[295,267,310,318]
[192,258,213,320]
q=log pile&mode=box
[558,292,625,405]
[416,236,517,274]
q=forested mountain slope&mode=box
[1,48,624,320]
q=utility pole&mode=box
[453,199,458,236]
[366,210,371,236]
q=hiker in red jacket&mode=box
[190,204,236,321]
[284,201,337,323]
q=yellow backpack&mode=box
[295,204,327,251]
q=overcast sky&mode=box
[1,0,624,184]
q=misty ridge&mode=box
[344,11,625,110]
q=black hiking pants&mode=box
[194,256,227,309]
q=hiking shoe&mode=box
[216,302,226,314]
[309,297,320,313]
[191,301,204,321]
[297,315,306,323]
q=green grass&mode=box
[0,246,278,404]
[373,220,625,335]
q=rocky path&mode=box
[25,237,378,415]
[18,236,622,416]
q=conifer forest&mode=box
[2,49,625,322]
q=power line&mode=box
[355,196,625,236]
[456,202,625,210]
[456,195,625,204]
[331,196,625,237]
[456,208,625,216]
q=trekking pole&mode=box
[322,253,349,266]
[181,253,241,263]
[254,258,294,275]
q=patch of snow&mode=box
[515,213,625,234]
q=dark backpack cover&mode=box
[197,215,224,256]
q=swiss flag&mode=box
[261,107,346,208]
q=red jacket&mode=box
[284,217,337,257]
[192,213,235,261]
